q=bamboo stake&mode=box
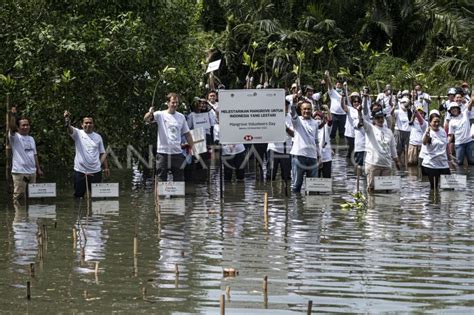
[26,281,31,300]
[307,300,313,314]
[220,294,225,315]
[133,234,138,256]
[263,192,268,225]
[225,286,231,301]
[175,264,179,275]
[263,275,268,293]
[356,165,360,192]
[95,261,99,275]
[72,226,77,249]
[404,145,408,169]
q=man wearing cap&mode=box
[357,105,400,192]
[447,93,474,165]
[144,92,194,181]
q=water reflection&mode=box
[0,152,473,313]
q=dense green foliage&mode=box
[1,0,473,168]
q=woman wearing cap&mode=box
[407,106,428,165]
[422,111,452,189]
[357,104,400,193]
[447,93,474,165]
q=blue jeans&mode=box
[455,140,474,165]
[291,155,318,193]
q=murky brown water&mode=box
[1,148,473,313]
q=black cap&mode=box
[372,110,385,118]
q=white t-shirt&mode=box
[415,92,431,115]
[318,123,332,162]
[409,118,427,146]
[290,116,320,158]
[153,110,190,154]
[267,114,293,154]
[363,119,397,167]
[187,112,214,135]
[71,127,105,173]
[376,93,396,117]
[353,116,367,153]
[328,89,345,115]
[10,132,37,174]
[344,107,357,138]
[422,129,449,169]
[213,124,245,156]
[448,107,472,145]
[394,109,411,132]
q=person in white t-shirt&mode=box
[376,85,397,129]
[413,83,431,116]
[407,106,428,165]
[144,93,194,182]
[392,96,413,164]
[64,111,109,198]
[324,70,346,141]
[313,107,332,178]
[290,100,320,193]
[8,107,43,201]
[357,106,400,193]
[421,111,453,189]
[266,101,294,181]
[447,94,474,165]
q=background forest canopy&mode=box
[1,0,473,168]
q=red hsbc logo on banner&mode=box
[243,135,253,141]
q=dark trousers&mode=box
[156,153,186,182]
[345,136,354,158]
[266,150,291,181]
[318,161,332,178]
[330,114,346,140]
[223,151,246,181]
[245,144,267,180]
[74,171,102,198]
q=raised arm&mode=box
[324,70,333,90]
[64,110,74,135]
[144,106,155,124]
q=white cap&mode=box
[447,101,460,111]
[429,109,440,117]
[400,96,410,104]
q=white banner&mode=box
[28,183,56,198]
[91,183,119,198]
[374,176,400,191]
[305,177,332,193]
[190,127,207,155]
[440,174,467,189]
[219,89,286,144]
[206,59,221,73]
[158,181,185,196]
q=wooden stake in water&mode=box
[30,263,35,278]
[95,261,99,275]
[225,286,231,301]
[220,294,225,315]
[133,235,138,256]
[26,281,31,300]
[356,165,360,192]
[263,275,268,293]
[175,264,179,275]
[263,192,268,225]
[72,226,77,249]
[307,300,313,314]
